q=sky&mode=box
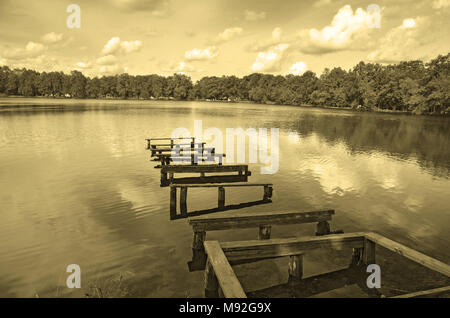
[0,0,449,81]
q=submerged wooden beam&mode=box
[161,164,250,174]
[204,241,247,298]
[189,210,334,232]
[364,232,450,277]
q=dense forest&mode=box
[0,52,449,115]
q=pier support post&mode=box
[263,185,273,201]
[218,187,225,209]
[170,187,177,220]
[180,186,188,218]
[288,254,304,283]
[161,172,168,187]
[363,239,376,265]
[191,231,207,270]
[351,247,363,266]
[258,225,272,240]
[315,221,331,236]
[204,260,219,298]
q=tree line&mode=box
[0,52,448,115]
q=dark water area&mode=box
[0,98,449,297]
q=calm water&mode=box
[0,98,449,297]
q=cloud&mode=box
[184,47,218,61]
[102,37,121,55]
[244,10,266,21]
[163,61,200,74]
[288,61,308,75]
[75,62,92,71]
[432,0,450,9]
[41,32,63,44]
[99,64,128,75]
[367,17,430,63]
[2,41,46,60]
[120,40,142,53]
[251,43,289,72]
[211,27,243,44]
[246,27,284,52]
[102,37,142,55]
[96,55,119,65]
[296,5,380,54]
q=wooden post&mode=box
[258,225,272,240]
[288,254,303,282]
[218,187,225,209]
[351,247,363,266]
[170,187,177,220]
[170,139,174,148]
[161,172,168,187]
[204,259,219,298]
[263,185,272,201]
[169,172,174,183]
[315,221,331,236]
[180,187,188,217]
[363,238,376,265]
[192,231,207,269]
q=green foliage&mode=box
[0,52,448,114]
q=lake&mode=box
[0,98,449,297]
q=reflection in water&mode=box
[0,98,449,297]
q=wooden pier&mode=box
[187,209,341,271]
[202,232,450,298]
[169,183,273,221]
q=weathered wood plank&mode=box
[219,233,366,262]
[204,241,247,298]
[390,286,450,298]
[147,137,194,141]
[163,175,249,186]
[365,232,450,277]
[172,183,272,188]
[161,164,249,173]
[189,210,334,232]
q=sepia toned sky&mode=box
[0,0,449,81]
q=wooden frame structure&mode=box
[202,232,450,298]
[188,210,339,270]
[169,183,273,220]
[160,164,251,187]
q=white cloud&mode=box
[76,62,91,69]
[99,64,128,75]
[102,37,143,55]
[288,61,308,75]
[272,27,282,41]
[212,27,243,44]
[246,27,284,52]
[432,0,450,9]
[96,55,119,65]
[41,32,63,44]
[367,17,430,63]
[244,10,266,21]
[110,0,170,16]
[297,5,380,54]
[251,43,289,72]
[168,61,196,74]
[184,47,218,61]
[102,37,121,55]
[2,41,46,60]
[120,40,142,53]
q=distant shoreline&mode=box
[1,95,446,117]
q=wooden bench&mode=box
[169,183,273,220]
[160,164,251,187]
[203,232,450,298]
[188,209,341,271]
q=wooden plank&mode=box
[161,164,249,173]
[171,183,272,188]
[365,232,450,277]
[189,210,334,232]
[147,137,193,141]
[363,238,376,265]
[390,286,450,298]
[219,233,366,262]
[164,175,249,186]
[204,241,247,298]
[150,142,206,147]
